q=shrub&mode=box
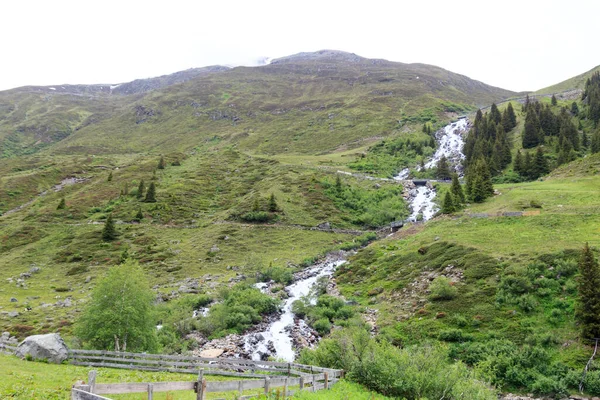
[259,264,293,285]
[438,328,472,342]
[299,327,496,399]
[429,276,458,300]
[240,211,271,223]
[313,318,332,335]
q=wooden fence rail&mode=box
[68,348,342,379]
[73,368,340,399]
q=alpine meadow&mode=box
[2,49,600,400]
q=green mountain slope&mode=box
[0,50,516,158]
[536,64,600,94]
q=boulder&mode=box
[16,333,69,363]
[199,348,224,358]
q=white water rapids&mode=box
[244,259,346,362]
[395,118,470,222]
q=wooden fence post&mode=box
[324,372,329,390]
[312,374,316,392]
[284,377,288,397]
[264,376,271,395]
[238,379,243,396]
[88,370,97,393]
[147,383,153,400]
[299,376,305,391]
[287,362,291,377]
[196,369,205,400]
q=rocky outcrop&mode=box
[15,333,69,363]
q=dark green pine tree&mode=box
[490,103,502,125]
[551,94,557,106]
[57,198,66,210]
[136,179,145,199]
[591,129,600,154]
[102,214,117,241]
[522,109,543,149]
[571,102,579,116]
[441,192,456,214]
[436,155,451,180]
[467,158,494,203]
[135,208,144,221]
[576,243,600,340]
[582,131,589,150]
[268,193,278,212]
[107,171,113,182]
[530,146,550,179]
[514,150,525,177]
[157,156,166,170]
[450,173,465,204]
[523,152,533,180]
[144,182,157,203]
[335,174,342,193]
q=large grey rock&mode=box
[16,333,69,363]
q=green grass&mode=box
[0,354,384,400]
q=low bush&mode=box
[298,327,496,399]
[429,276,458,300]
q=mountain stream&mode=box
[203,118,470,362]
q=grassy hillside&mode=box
[332,154,600,395]
[536,64,600,94]
[0,50,516,159]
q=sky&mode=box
[1,0,598,92]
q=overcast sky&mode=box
[1,0,598,92]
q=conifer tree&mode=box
[551,94,557,106]
[490,103,502,125]
[571,102,579,116]
[123,183,129,196]
[467,158,493,203]
[102,214,117,241]
[136,179,145,199]
[157,156,166,170]
[514,150,525,177]
[57,198,66,210]
[144,182,157,203]
[591,130,600,154]
[582,131,589,150]
[107,171,113,182]
[441,192,456,214]
[135,208,144,221]
[252,197,260,212]
[576,243,600,340]
[268,193,278,212]
[450,173,465,204]
[436,155,451,180]
[530,146,550,179]
[523,109,543,148]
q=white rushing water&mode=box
[407,186,438,222]
[394,117,470,222]
[424,118,469,171]
[244,259,346,362]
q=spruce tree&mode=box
[436,155,451,180]
[551,94,557,106]
[450,173,465,204]
[522,109,543,149]
[591,130,600,154]
[576,243,600,340]
[136,179,145,199]
[530,146,549,179]
[135,208,144,221]
[268,193,278,212]
[107,171,113,182]
[490,103,502,125]
[102,214,117,241]
[57,198,66,210]
[571,102,579,116]
[157,156,166,170]
[514,150,524,177]
[144,182,157,203]
[441,192,456,214]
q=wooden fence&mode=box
[73,368,338,399]
[66,349,343,399]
